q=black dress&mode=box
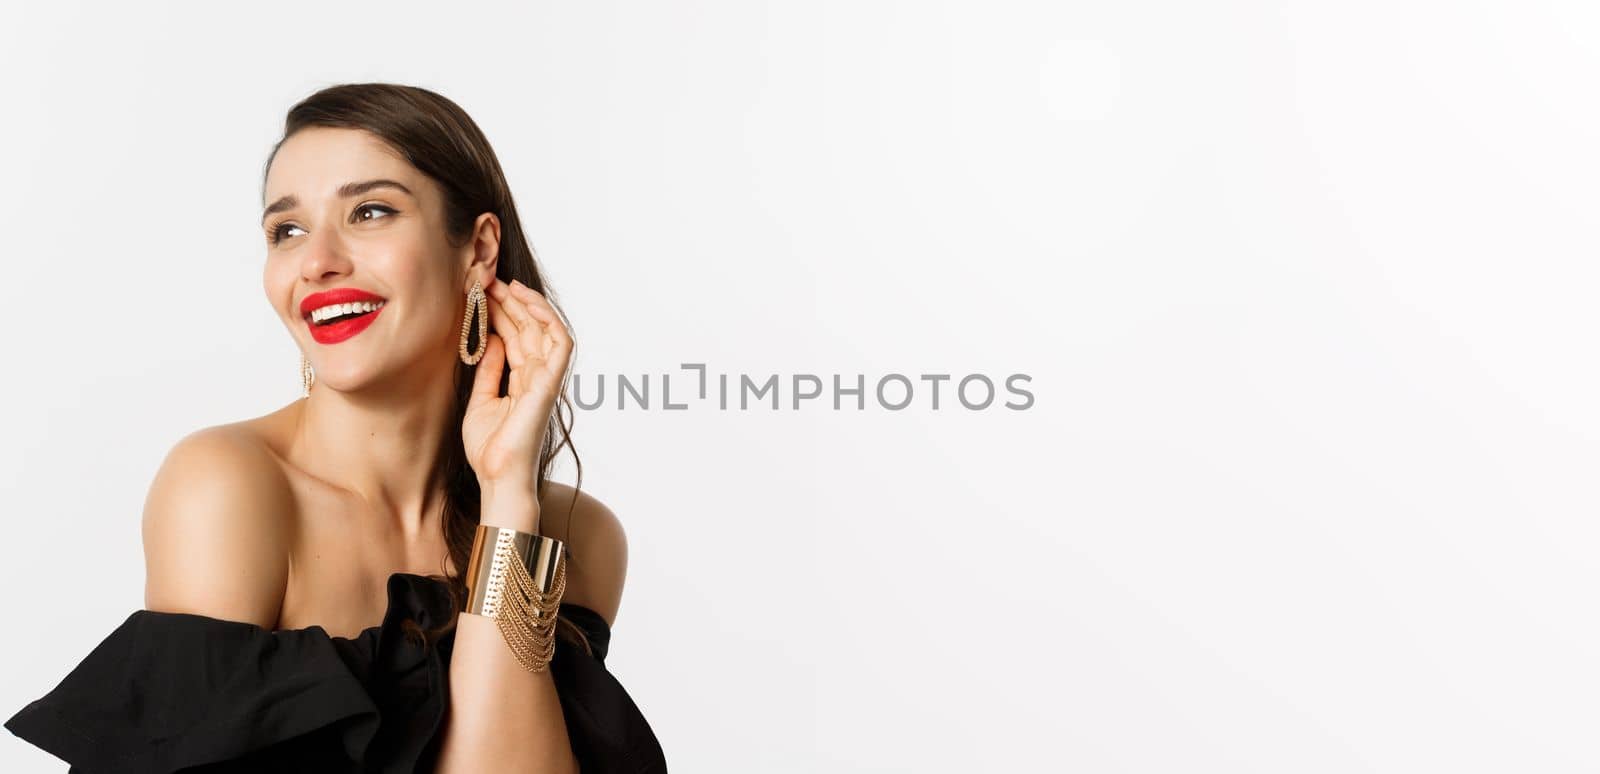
[4,572,668,773]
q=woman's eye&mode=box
[266,204,394,246]
[269,222,305,244]
[355,203,397,223]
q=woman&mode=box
[5,83,668,773]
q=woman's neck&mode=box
[289,368,458,540]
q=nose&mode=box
[298,226,354,283]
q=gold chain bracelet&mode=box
[464,524,567,673]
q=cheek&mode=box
[375,249,456,311]
[262,258,298,319]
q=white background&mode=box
[2,1,1597,771]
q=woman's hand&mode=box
[461,277,573,499]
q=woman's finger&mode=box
[537,311,573,379]
[485,282,520,330]
[508,280,564,325]
[512,281,576,363]
[488,279,536,329]
[484,295,531,396]
[488,280,549,371]
[468,333,507,403]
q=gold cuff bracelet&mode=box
[464,524,568,673]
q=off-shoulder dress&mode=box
[5,571,668,773]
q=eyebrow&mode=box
[261,179,415,224]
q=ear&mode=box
[464,212,502,289]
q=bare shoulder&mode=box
[141,423,293,627]
[539,481,629,628]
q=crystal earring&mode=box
[299,353,315,397]
[459,279,488,365]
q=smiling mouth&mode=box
[306,299,388,326]
[303,300,387,345]
[312,308,381,326]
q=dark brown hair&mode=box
[261,82,590,654]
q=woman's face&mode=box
[261,127,495,393]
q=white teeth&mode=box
[310,299,385,323]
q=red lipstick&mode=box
[301,288,387,345]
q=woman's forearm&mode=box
[435,491,579,774]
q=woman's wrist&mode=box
[478,483,542,533]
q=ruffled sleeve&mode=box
[2,570,458,773]
[3,609,389,773]
[5,573,667,773]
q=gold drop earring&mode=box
[459,279,488,365]
[299,353,315,398]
